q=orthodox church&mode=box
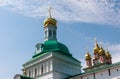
[13,10,120,79]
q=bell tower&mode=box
[43,7,57,41]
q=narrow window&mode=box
[35,68,37,77]
[108,69,111,76]
[53,31,56,36]
[117,69,119,71]
[93,73,95,79]
[29,70,31,77]
[49,30,52,36]
[41,65,43,74]
[81,76,82,79]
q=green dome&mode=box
[43,40,70,53]
[33,40,72,58]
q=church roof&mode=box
[14,74,32,79]
[20,76,32,79]
[33,40,72,58]
[23,40,74,66]
[43,40,70,54]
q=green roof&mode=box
[33,40,72,58]
[14,74,32,79]
[20,75,32,79]
[23,40,73,65]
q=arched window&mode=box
[53,31,56,36]
[108,69,111,76]
[49,30,52,36]
[35,68,37,77]
[41,65,43,74]
[29,70,31,77]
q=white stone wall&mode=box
[110,66,120,79]
[53,71,69,79]
[53,57,81,76]
[25,59,53,78]
[82,74,94,79]
[95,69,110,79]
[35,72,53,79]
[23,52,81,79]
[23,53,53,78]
[72,65,120,79]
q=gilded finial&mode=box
[106,43,109,51]
[48,6,52,18]
[105,44,111,58]
[94,37,97,42]
[99,43,103,48]
[86,47,88,52]
[94,37,98,46]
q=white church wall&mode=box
[24,53,53,68]
[53,71,70,79]
[82,74,94,79]
[110,66,120,79]
[71,64,120,79]
[35,72,53,79]
[95,69,110,79]
[24,53,54,78]
[52,53,81,76]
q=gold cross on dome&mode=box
[94,37,98,45]
[48,6,52,18]
[106,43,109,51]
[94,37,97,43]
[86,47,89,52]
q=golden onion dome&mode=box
[93,43,100,53]
[105,51,111,58]
[99,47,105,55]
[85,52,92,60]
[44,18,57,27]
[93,38,100,53]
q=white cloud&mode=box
[0,0,120,25]
[108,44,120,63]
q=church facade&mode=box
[13,14,120,79]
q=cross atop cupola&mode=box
[43,7,57,41]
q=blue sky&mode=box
[0,0,120,79]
